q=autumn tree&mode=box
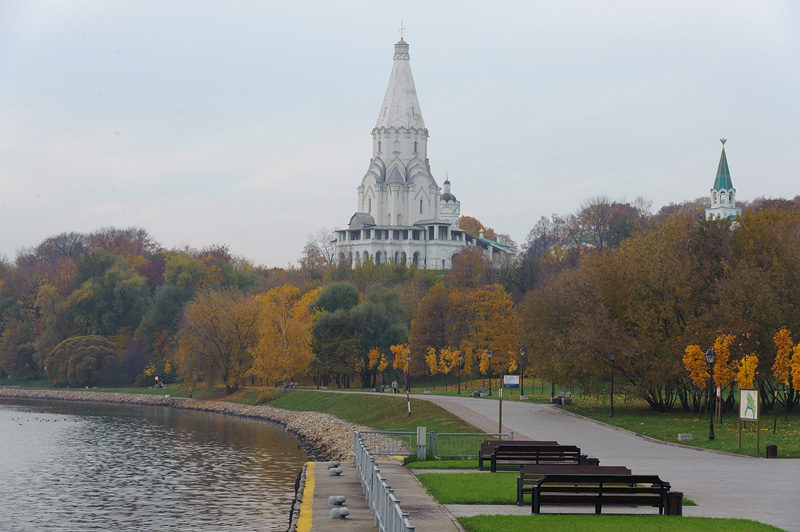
[250,284,321,386]
[737,354,758,389]
[459,216,497,241]
[175,289,258,394]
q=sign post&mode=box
[498,388,503,435]
[739,388,759,453]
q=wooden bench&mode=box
[516,464,631,505]
[551,391,572,405]
[490,444,593,472]
[532,474,672,515]
[478,440,559,471]
[471,387,488,398]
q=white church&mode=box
[335,39,511,269]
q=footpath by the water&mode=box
[291,460,460,532]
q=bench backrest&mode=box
[495,444,581,457]
[537,473,667,488]
[520,464,630,481]
[480,440,558,452]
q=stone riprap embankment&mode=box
[0,388,366,460]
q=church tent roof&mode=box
[375,40,426,131]
[713,142,733,190]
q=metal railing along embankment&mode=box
[354,431,415,532]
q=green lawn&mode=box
[459,515,783,532]
[417,473,695,506]
[405,459,478,469]
[268,390,480,434]
[565,405,800,458]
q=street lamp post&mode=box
[406,353,412,417]
[608,349,616,418]
[457,353,463,395]
[705,348,716,440]
[519,348,526,398]
[487,350,493,396]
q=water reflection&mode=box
[0,399,308,531]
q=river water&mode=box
[0,398,308,531]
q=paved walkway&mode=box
[416,394,799,532]
[373,461,462,531]
[302,462,376,531]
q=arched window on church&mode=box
[728,191,733,203]
[414,141,417,153]
[712,191,717,205]
[419,199,423,214]
[368,198,371,213]
[378,141,381,153]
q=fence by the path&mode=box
[431,432,513,459]
[353,431,415,532]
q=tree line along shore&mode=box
[2,200,800,415]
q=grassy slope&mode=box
[565,405,800,458]
[459,515,783,532]
[269,390,480,434]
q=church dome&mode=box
[441,192,457,202]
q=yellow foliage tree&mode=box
[368,347,382,370]
[683,344,709,389]
[390,343,410,372]
[792,344,800,390]
[712,334,738,389]
[425,347,438,376]
[736,354,758,389]
[508,360,518,373]
[439,347,459,375]
[447,284,520,377]
[250,284,322,386]
[377,354,389,372]
[478,350,490,375]
[773,327,793,386]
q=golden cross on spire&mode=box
[399,20,407,40]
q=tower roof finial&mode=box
[399,20,407,41]
[720,137,727,147]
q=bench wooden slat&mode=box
[532,474,670,515]
[478,441,559,470]
[490,445,587,472]
[517,465,632,505]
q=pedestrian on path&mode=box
[391,379,398,394]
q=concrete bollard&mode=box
[328,495,346,506]
[328,460,341,469]
[328,467,343,476]
[330,507,350,519]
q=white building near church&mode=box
[334,39,511,269]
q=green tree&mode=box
[45,335,119,386]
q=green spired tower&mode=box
[705,138,742,220]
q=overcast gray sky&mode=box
[1,1,798,266]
